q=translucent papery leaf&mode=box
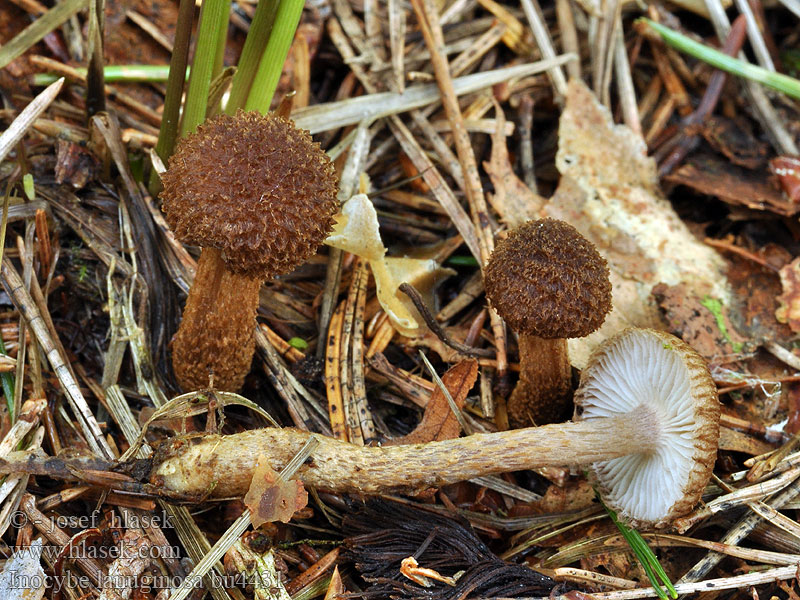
[326,194,453,335]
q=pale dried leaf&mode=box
[0,539,45,600]
[326,195,453,335]
[545,80,731,367]
[244,457,308,526]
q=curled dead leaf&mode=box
[325,194,453,336]
[388,359,478,445]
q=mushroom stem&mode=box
[172,248,261,391]
[509,334,572,425]
[150,406,662,497]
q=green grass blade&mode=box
[244,0,305,113]
[225,0,281,113]
[640,18,800,100]
[601,498,678,600]
[148,0,195,195]
[35,65,177,85]
[0,0,88,70]
[180,0,231,136]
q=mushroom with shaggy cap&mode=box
[160,110,339,392]
[148,328,719,527]
[483,218,612,426]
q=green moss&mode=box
[701,296,743,353]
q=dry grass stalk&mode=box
[2,257,111,457]
[555,0,581,79]
[410,0,509,378]
[520,0,568,96]
[702,0,798,154]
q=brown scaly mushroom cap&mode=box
[574,328,720,527]
[484,219,612,339]
[161,110,339,279]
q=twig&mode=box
[0,78,63,164]
[517,95,538,193]
[698,0,798,154]
[29,55,162,126]
[555,0,581,80]
[614,18,641,135]
[0,0,85,69]
[388,0,406,92]
[256,327,331,434]
[655,16,746,176]
[764,341,800,372]
[400,283,494,358]
[562,564,800,599]
[675,471,800,585]
[592,0,621,107]
[778,0,800,18]
[733,0,774,70]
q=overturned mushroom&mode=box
[148,328,719,527]
[161,110,338,391]
[484,219,612,426]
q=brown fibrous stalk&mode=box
[483,219,612,427]
[160,111,339,392]
[149,408,663,498]
[508,335,572,426]
[171,248,260,391]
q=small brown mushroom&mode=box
[148,328,719,527]
[161,111,338,391]
[483,219,612,426]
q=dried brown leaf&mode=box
[483,102,545,228]
[725,252,792,345]
[699,116,768,169]
[388,359,478,445]
[324,566,345,600]
[244,457,308,527]
[652,282,747,361]
[664,154,794,216]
